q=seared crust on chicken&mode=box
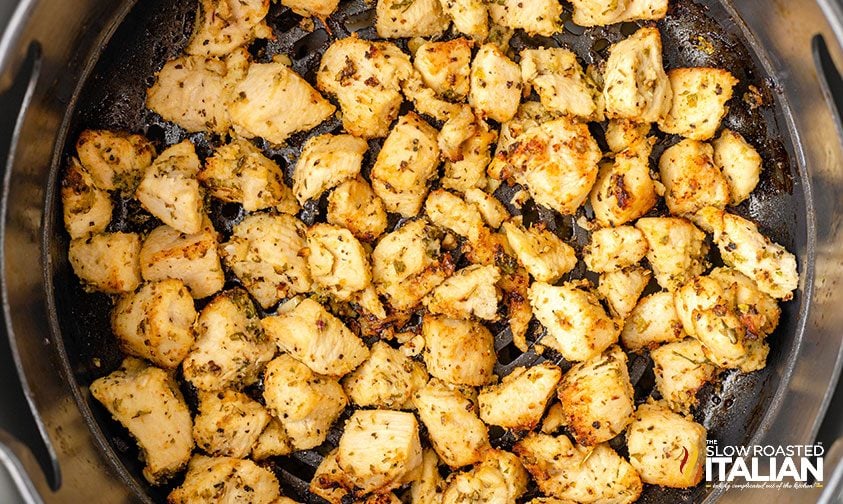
[141,222,225,299]
[168,455,281,504]
[62,158,114,239]
[70,232,142,294]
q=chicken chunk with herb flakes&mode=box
[597,266,652,319]
[182,288,275,392]
[251,419,293,460]
[327,177,389,241]
[413,39,473,100]
[342,341,427,409]
[424,264,501,321]
[529,281,621,362]
[627,401,707,488]
[589,141,658,227]
[185,0,272,57]
[69,232,142,294]
[470,44,523,123]
[442,451,529,504]
[603,27,672,123]
[376,0,450,38]
[620,291,686,352]
[478,362,562,430]
[441,126,498,193]
[307,223,372,301]
[520,48,601,120]
[135,140,205,235]
[424,189,486,242]
[193,389,271,458]
[570,0,668,26]
[310,449,353,504]
[488,0,562,36]
[199,139,298,213]
[413,379,492,467]
[502,221,577,283]
[282,0,339,17]
[635,217,708,291]
[411,449,446,504]
[262,354,348,450]
[221,213,311,308]
[438,0,488,39]
[605,119,651,153]
[90,358,193,484]
[337,410,423,494]
[75,129,154,192]
[583,225,648,273]
[168,456,281,504]
[140,222,225,299]
[229,59,336,145]
[293,134,368,204]
[61,158,113,239]
[465,188,509,229]
[659,138,731,216]
[713,128,763,205]
[112,280,196,369]
[514,433,643,504]
[659,67,739,140]
[422,315,496,386]
[651,339,717,414]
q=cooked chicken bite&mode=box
[185,0,272,57]
[464,188,509,229]
[438,0,488,39]
[135,140,204,235]
[441,127,497,193]
[590,141,658,227]
[659,67,738,140]
[597,266,652,319]
[251,419,293,460]
[424,264,501,321]
[422,315,496,386]
[61,158,113,239]
[488,0,562,36]
[635,217,708,291]
[424,189,486,242]
[376,0,450,38]
[514,433,642,504]
[413,379,491,467]
[478,362,562,430]
[282,0,339,17]
[69,232,142,294]
[199,139,298,213]
[651,339,717,414]
[502,221,577,283]
[372,219,453,310]
[141,222,225,299]
[337,410,423,494]
[605,119,651,153]
[570,0,668,26]
[90,358,192,484]
[604,27,672,123]
[317,37,414,138]
[75,129,154,192]
[413,39,472,101]
[491,101,557,177]
[621,291,686,352]
[627,401,707,488]
[229,59,336,145]
[310,449,354,504]
[469,44,522,123]
[583,225,648,273]
[182,288,275,392]
[659,139,730,215]
[193,389,271,458]
[327,177,389,242]
[112,280,195,369]
[530,281,621,362]
[441,452,527,504]
[520,48,601,120]
[342,341,427,409]
[293,134,368,204]
[168,456,281,504]
[221,213,311,308]
[713,129,762,205]
[411,449,446,504]
[262,354,348,450]
[307,223,372,301]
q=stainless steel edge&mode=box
[0,0,36,92]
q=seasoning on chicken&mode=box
[424,189,486,242]
[441,450,528,503]
[75,129,154,192]
[441,127,498,193]
[422,315,496,386]
[488,0,563,36]
[185,0,272,57]
[520,48,601,120]
[478,362,562,430]
[635,217,708,291]
[424,264,501,321]
[438,0,488,39]
[650,338,717,414]
[307,223,372,301]
[251,419,293,460]
[658,67,738,140]
[621,291,687,353]
[327,177,389,242]
[282,0,339,17]
[659,138,731,216]
[61,158,113,239]
[712,128,763,206]
[569,0,668,27]
[293,133,368,204]
[192,389,271,458]
[69,232,142,294]
[342,341,428,409]
[464,188,509,229]
[502,221,577,283]
[589,140,658,227]
[469,44,523,123]
[413,38,473,101]
[376,0,450,38]
[168,456,282,504]
[597,266,652,319]
[583,225,649,273]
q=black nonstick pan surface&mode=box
[45,0,809,502]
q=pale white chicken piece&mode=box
[441,454,526,504]
[605,119,651,153]
[317,37,414,138]
[229,60,335,145]
[337,410,423,494]
[441,127,497,193]
[651,339,717,414]
[327,177,389,241]
[422,315,496,386]
[262,354,348,450]
[570,0,668,26]
[193,389,271,458]
[372,219,453,310]
[310,449,353,504]
[413,379,491,467]
[424,189,486,242]
[438,0,488,39]
[557,346,635,446]
[141,222,225,299]
[424,264,501,321]
[342,341,427,409]
[410,449,445,504]
[529,281,621,362]
[659,139,730,216]
[112,279,196,369]
[621,291,686,352]
[469,44,522,123]
[293,134,368,204]
[713,129,762,205]
[252,419,293,460]
[75,129,155,192]
[282,0,339,17]
[480,450,530,501]
[62,158,113,239]
[627,401,707,488]
[307,223,372,301]
[635,217,708,291]
[221,213,311,308]
[520,48,600,120]
[69,232,142,294]
[371,113,440,217]
[199,139,298,213]
[514,433,643,504]
[168,456,281,504]
[597,266,652,319]
[488,0,562,36]
[464,188,509,229]
[261,298,369,376]
[583,225,648,273]
[478,362,562,430]
[147,50,248,134]
[135,140,204,235]
[90,358,193,484]
[185,0,272,57]
[658,68,738,141]
[589,141,658,227]
[502,221,577,283]
[376,0,450,38]
[437,104,477,161]
[604,27,672,123]
[182,288,276,392]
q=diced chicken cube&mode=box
[410,448,445,504]
[438,0,488,39]
[605,119,651,153]
[659,139,730,215]
[376,0,450,38]
[658,67,738,140]
[251,419,293,460]
[589,142,658,227]
[327,177,389,242]
[221,213,311,308]
[712,129,762,205]
[597,266,652,319]
[491,101,557,179]
[604,27,672,123]
[293,134,368,204]
[282,0,338,17]
[307,223,372,301]
[413,39,473,100]
[424,264,501,321]
[570,0,668,26]
[529,281,621,362]
[422,315,496,386]
[488,0,562,36]
[193,389,271,458]
[185,0,272,57]
[69,232,142,294]
[75,129,154,192]
[424,189,486,242]
[478,362,562,430]
[441,453,526,504]
[583,225,648,273]
[168,456,281,504]
[141,222,225,299]
[90,358,193,484]
[520,48,600,120]
[464,188,509,229]
[651,339,717,414]
[441,127,497,193]
[61,158,113,239]
[635,217,708,291]
[502,221,577,283]
[310,449,354,504]
[469,44,522,123]
[621,291,686,352]
[342,341,427,409]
